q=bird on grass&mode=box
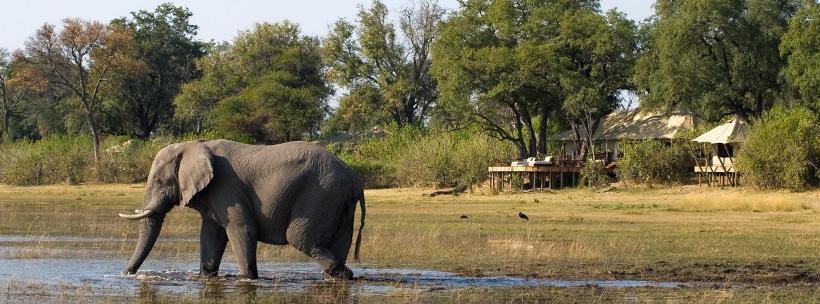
[518,211,529,221]
[460,215,469,219]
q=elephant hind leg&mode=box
[286,219,352,280]
[329,207,355,267]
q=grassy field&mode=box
[0,184,818,303]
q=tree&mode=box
[433,0,636,159]
[323,0,445,131]
[174,42,233,133]
[559,9,638,161]
[174,22,330,143]
[0,50,47,140]
[22,19,131,162]
[107,3,205,138]
[780,0,819,109]
[634,0,799,121]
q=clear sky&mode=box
[0,0,654,52]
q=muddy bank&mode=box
[457,259,820,285]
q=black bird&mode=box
[460,215,469,219]
[518,212,529,221]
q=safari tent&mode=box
[554,110,697,163]
[691,117,749,186]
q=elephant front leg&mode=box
[227,223,259,279]
[200,217,228,277]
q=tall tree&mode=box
[559,9,638,161]
[433,0,635,159]
[0,50,47,139]
[175,22,330,143]
[22,19,131,162]
[323,0,445,131]
[780,0,819,109]
[107,3,205,139]
[634,0,799,121]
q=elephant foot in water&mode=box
[323,264,354,280]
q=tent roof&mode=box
[691,117,749,144]
[555,110,697,141]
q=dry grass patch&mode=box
[674,191,813,212]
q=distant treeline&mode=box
[0,1,817,189]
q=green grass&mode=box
[0,184,818,302]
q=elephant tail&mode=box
[353,185,366,263]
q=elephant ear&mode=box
[177,141,214,207]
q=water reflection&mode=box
[0,258,688,299]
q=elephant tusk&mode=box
[119,209,154,220]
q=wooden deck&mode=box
[488,165,582,191]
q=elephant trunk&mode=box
[123,212,166,275]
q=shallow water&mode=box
[0,255,685,297]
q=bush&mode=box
[334,126,424,188]
[0,135,93,185]
[736,106,820,191]
[97,137,172,183]
[616,140,690,187]
[0,134,216,185]
[334,127,515,188]
[579,161,610,189]
[397,131,515,188]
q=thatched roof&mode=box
[691,117,749,144]
[555,110,697,141]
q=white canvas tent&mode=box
[554,110,697,162]
[692,117,749,144]
[691,117,749,186]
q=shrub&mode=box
[97,137,170,183]
[0,134,217,185]
[616,139,690,187]
[0,135,93,185]
[736,106,820,191]
[334,127,515,188]
[333,126,424,188]
[397,131,515,188]
[579,161,610,189]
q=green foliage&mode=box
[579,162,610,189]
[616,140,690,187]
[97,136,172,183]
[780,1,820,109]
[736,106,820,191]
[397,130,515,187]
[634,0,798,120]
[0,135,93,185]
[322,84,390,134]
[335,126,424,188]
[334,127,514,188]
[322,0,445,130]
[433,1,637,159]
[106,3,205,139]
[0,134,224,185]
[174,21,330,143]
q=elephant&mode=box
[118,139,366,280]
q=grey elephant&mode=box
[118,140,365,280]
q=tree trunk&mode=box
[537,103,549,156]
[2,103,8,140]
[521,106,537,157]
[1,85,7,140]
[84,107,101,163]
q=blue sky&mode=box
[0,0,654,51]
